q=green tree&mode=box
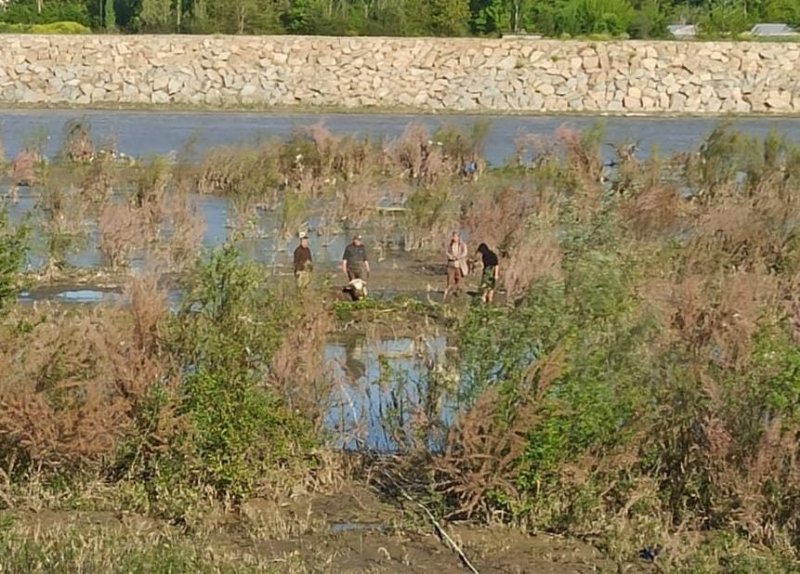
[138,0,173,30]
[763,0,800,26]
[429,0,471,34]
[104,0,116,28]
[558,0,636,35]
[164,245,314,497]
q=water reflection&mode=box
[324,335,455,452]
[4,185,404,272]
[342,335,367,382]
[16,280,455,453]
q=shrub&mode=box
[29,21,91,33]
[164,245,315,498]
[0,208,28,314]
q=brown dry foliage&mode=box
[98,202,145,269]
[462,186,535,254]
[268,298,333,432]
[0,304,165,471]
[79,155,114,204]
[335,180,380,228]
[62,123,94,163]
[502,231,563,304]
[432,347,566,520]
[0,274,183,476]
[619,183,685,239]
[8,150,40,187]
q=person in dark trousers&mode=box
[342,234,370,281]
[476,243,499,304]
[293,232,313,292]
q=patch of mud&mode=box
[6,484,648,573]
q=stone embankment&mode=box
[0,35,799,114]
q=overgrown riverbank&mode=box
[2,120,800,572]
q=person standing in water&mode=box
[342,234,370,281]
[293,232,313,292]
[444,231,469,300]
[476,243,499,304]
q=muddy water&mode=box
[3,109,800,165]
[325,334,456,451]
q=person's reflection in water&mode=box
[343,336,367,382]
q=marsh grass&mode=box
[0,518,277,573]
[5,120,800,571]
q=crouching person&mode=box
[342,278,368,301]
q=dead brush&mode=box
[335,179,381,229]
[194,143,281,204]
[277,188,309,245]
[60,121,94,164]
[735,418,800,546]
[8,148,42,187]
[554,123,604,185]
[156,192,205,271]
[503,228,563,304]
[332,135,383,182]
[461,185,536,254]
[35,180,89,272]
[512,131,559,170]
[666,271,778,370]
[78,153,114,204]
[268,298,333,432]
[0,306,136,472]
[403,184,457,252]
[392,123,430,181]
[500,194,562,302]
[426,348,568,521]
[618,182,685,239]
[431,386,531,521]
[98,201,146,269]
[227,193,260,240]
[686,187,800,278]
[0,278,179,479]
[134,158,170,229]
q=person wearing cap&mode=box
[293,232,313,292]
[342,234,370,282]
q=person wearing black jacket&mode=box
[476,243,499,304]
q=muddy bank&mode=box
[4,483,644,573]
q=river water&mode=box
[3,109,800,166]
[5,109,800,269]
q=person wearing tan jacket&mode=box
[444,231,469,300]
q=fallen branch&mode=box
[381,470,480,574]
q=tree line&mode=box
[1,0,798,38]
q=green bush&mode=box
[0,20,90,33]
[557,0,635,36]
[165,245,315,498]
[0,209,28,315]
[0,0,90,27]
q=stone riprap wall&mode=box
[1,35,799,114]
